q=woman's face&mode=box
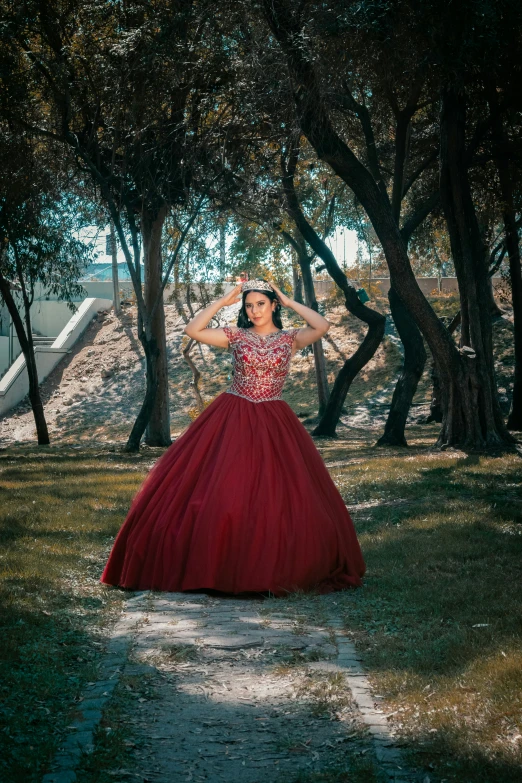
[244,292,276,327]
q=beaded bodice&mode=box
[223,326,299,403]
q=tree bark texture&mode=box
[183,338,205,412]
[110,219,121,315]
[292,259,304,304]
[426,311,461,424]
[0,275,49,445]
[142,206,171,447]
[439,85,510,447]
[376,287,427,446]
[295,238,329,414]
[125,338,161,452]
[487,87,522,430]
[381,81,428,446]
[504,209,522,431]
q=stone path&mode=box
[44,592,424,783]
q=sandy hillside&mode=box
[0,293,515,447]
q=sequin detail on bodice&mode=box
[223,326,299,403]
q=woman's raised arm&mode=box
[269,282,330,351]
[183,283,243,347]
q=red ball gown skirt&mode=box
[101,392,365,595]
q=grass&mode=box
[3,440,521,782]
[0,446,152,782]
[292,671,355,719]
[268,437,522,782]
[158,642,199,663]
[76,672,156,783]
[271,646,329,674]
[1,295,520,782]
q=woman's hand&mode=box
[270,282,293,309]
[220,283,243,307]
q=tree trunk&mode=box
[25,338,50,445]
[142,206,171,447]
[110,219,121,315]
[487,85,522,430]
[426,311,461,423]
[263,0,512,448]
[439,85,510,447]
[377,286,427,446]
[506,224,522,431]
[292,258,304,303]
[281,150,385,435]
[183,337,205,412]
[487,275,503,317]
[219,221,226,276]
[0,276,49,445]
[380,82,429,446]
[125,335,160,452]
[103,200,173,453]
[296,239,329,414]
[426,363,443,424]
[315,307,384,436]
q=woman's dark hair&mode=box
[237,286,283,329]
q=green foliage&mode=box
[0,129,93,305]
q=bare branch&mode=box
[400,190,440,245]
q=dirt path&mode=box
[44,592,423,783]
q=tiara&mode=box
[241,279,273,293]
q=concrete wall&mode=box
[0,298,112,417]
[26,276,505,305]
[75,280,223,302]
[0,294,77,343]
[52,297,110,351]
[313,277,501,297]
[0,300,74,379]
[0,337,10,379]
[30,301,76,338]
[0,335,22,379]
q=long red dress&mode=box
[100,326,365,595]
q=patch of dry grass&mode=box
[268,438,522,783]
[159,642,199,663]
[293,671,355,719]
[0,446,147,782]
[76,672,155,783]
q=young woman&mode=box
[101,279,365,596]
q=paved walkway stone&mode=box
[43,592,425,783]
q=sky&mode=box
[80,224,360,278]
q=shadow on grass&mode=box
[0,573,121,782]
[274,448,522,781]
[337,456,522,669]
[76,596,522,783]
[0,450,137,782]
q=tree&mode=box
[234,0,439,443]
[5,0,230,451]
[0,128,90,445]
[279,136,386,435]
[486,87,522,431]
[260,0,514,449]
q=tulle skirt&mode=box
[101,392,365,596]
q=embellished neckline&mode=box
[245,328,282,340]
